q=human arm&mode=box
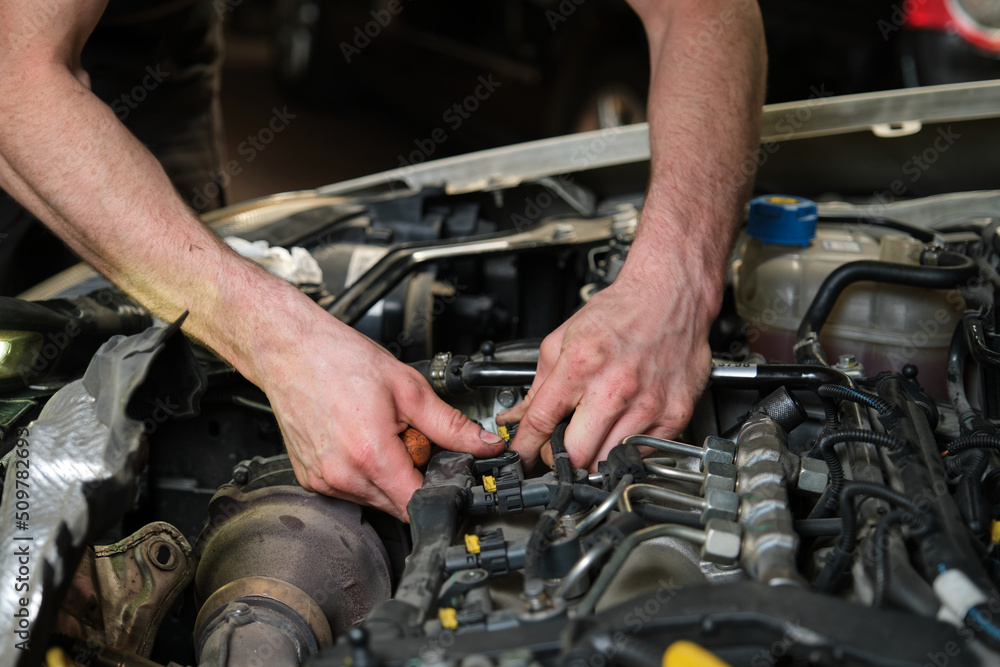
[0,0,504,520]
[503,0,767,469]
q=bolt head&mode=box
[702,436,736,467]
[701,519,742,565]
[702,489,739,522]
[797,458,829,495]
[702,461,737,493]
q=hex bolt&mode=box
[796,457,830,495]
[700,519,742,565]
[625,484,739,523]
[644,460,737,494]
[622,434,737,468]
[497,388,518,409]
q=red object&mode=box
[905,0,954,30]
[905,0,1000,54]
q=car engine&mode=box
[2,92,1000,667]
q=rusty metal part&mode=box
[401,426,431,467]
[55,522,195,657]
[194,577,333,650]
[195,480,391,641]
[735,415,804,587]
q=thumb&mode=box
[404,386,506,457]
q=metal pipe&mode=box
[574,524,705,616]
[574,474,633,535]
[323,217,617,324]
[621,434,705,460]
[644,461,703,486]
[553,539,615,600]
[625,484,705,511]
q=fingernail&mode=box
[480,428,504,445]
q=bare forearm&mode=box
[624,0,766,311]
[0,61,311,384]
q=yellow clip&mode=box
[439,607,458,630]
[662,640,731,667]
[483,475,497,493]
[465,533,481,554]
[992,520,1000,544]
[498,425,510,441]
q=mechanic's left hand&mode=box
[499,264,718,471]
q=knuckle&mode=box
[395,374,427,409]
[539,334,562,361]
[439,405,471,439]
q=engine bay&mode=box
[3,100,1000,666]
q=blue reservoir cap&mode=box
[746,195,818,246]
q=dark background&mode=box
[219,0,1000,205]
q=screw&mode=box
[497,388,518,408]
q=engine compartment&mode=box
[3,121,1000,666]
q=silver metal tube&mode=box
[575,474,633,536]
[625,483,705,511]
[323,216,616,324]
[644,461,703,485]
[554,539,615,600]
[574,524,706,616]
[622,434,704,460]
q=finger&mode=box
[399,375,505,456]
[365,442,425,521]
[287,439,409,520]
[591,398,696,472]
[509,366,582,469]
[497,327,562,425]
[561,394,630,470]
[332,425,425,521]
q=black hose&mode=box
[945,450,989,479]
[796,251,978,362]
[818,430,912,515]
[523,421,574,594]
[947,319,991,436]
[817,384,893,416]
[942,433,1000,457]
[817,214,937,243]
[571,484,703,529]
[872,509,910,608]
[815,482,921,593]
[710,363,855,391]
[964,312,1000,370]
[793,518,843,537]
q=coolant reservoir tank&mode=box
[732,196,964,400]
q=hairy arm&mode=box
[0,0,503,519]
[505,0,766,468]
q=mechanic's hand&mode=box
[256,312,505,521]
[499,268,716,471]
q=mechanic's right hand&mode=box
[252,303,505,521]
